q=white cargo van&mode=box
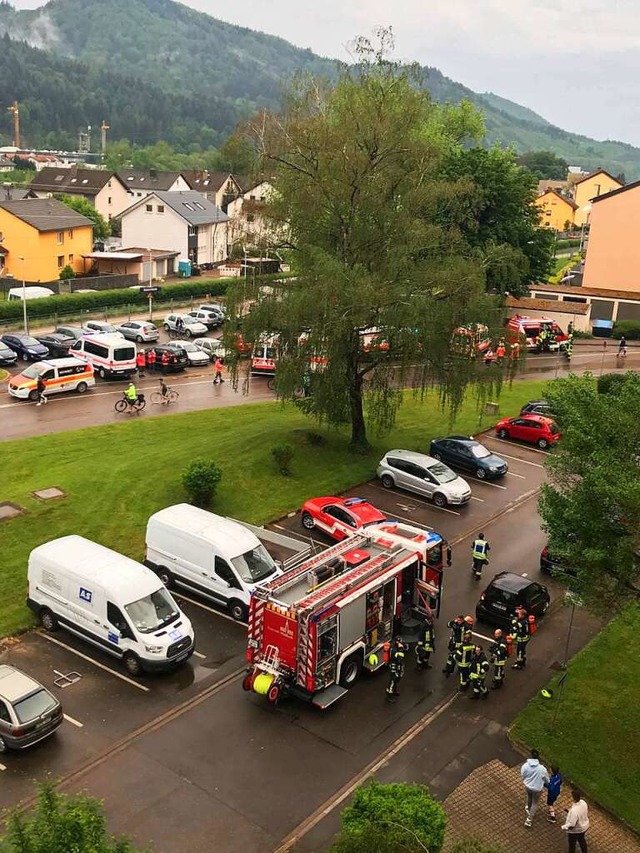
[28,536,195,676]
[8,286,55,301]
[70,333,136,379]
[145,504,281,621]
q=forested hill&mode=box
[2,0,640,177]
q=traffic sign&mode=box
[141,286,161,294]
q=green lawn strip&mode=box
[0,380,546,638]
[511,603,640,833]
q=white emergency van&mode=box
[8,357,94,400]
[28,536,195,676]
[144,504,282,621]
[70,333,136,379]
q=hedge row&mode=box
[612,320,640,340]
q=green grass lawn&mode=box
[0,380,546,638]
[511,604,640,833]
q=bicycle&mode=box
[166,327,181,340]
[115,394,146,414]
[150,388,179,405]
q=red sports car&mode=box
[300,496,387,540]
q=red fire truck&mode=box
[244,522,445,708]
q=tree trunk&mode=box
[349,369,369,452]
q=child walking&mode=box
[546,765,563,823]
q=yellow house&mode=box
[573,169,623,226]
[535,189,577,231]
[0,198,93,283]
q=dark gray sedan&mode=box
[430,435,508,480]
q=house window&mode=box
[57,231,64,244]
[54,175,64,182]
[108,180,112,188]
[68,254,74,263]
[68,229,73,238]
[182,202,195,211]
[57,255,64,267]
[193,202,205,210]
[146,204,153,213]
[108,197,112,205]
[157,205,164,213]
[137,192,142,197]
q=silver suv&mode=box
[377,449,472,508]
[163,313,208,337]
[0,665,63,752]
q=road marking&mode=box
[471,479,508,490]
[470,496,484,503]
[271,525,327,550]
[172,592,244,625]
[489,438,550,457]
[367,483,460,515]
[506,471,526,479]
[482,449,545,469]
[0,763,6,771]
[448,487,541,548]
[472,631,494,643]
[63,713,83,728]
[193,651,207,659]
[273,690,460,852]
[38,633,150,692]
[385,512,434,530]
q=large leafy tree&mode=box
[226,34,511,450]
[517,150,568,180]
[56,194,110,241]
[539,372,640,614]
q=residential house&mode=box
[0,156,13,173]
[536,179,569,196]
[573,169,623,226]
[119,190,229,267]
[0,185,30,201]
[28,166,131,222]
[535,189,577,231]
[181,171,242,211]
[117,170,190,201]
[226,181,284,254]
[0,198,93,281]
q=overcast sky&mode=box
[10,0,640,146]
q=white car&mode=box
[163,313,208,338]
[188,309,220,329]
[377,449,472,507]
[167,340,210,366]
[193,338,227,361]
[84,321,124,337]
[116,320,160,343]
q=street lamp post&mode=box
[18,255,27,334]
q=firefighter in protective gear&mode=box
[564,332,574,361]
[415,613,435,670]
[471,534,490,579]
[511,605,531,669]
[469,645,489,699]
[489,628,508,689]
[443,615,471,676]
[386,637,406,701]
[456,631,475,690]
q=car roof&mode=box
[0,665,42,702]
[27,357,90,369]
[434,435,476,445]
[488,572,534,592]
[384,449,440,466]
[148,504,260,560]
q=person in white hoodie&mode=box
[562,789,590,852]
[520,748,550,827]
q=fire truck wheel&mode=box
[242,672,255,691]
[301,511,315,531]
[267,683,281,705]
[339,653,362,687]
[229,599,248,622]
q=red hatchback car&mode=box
[495,414,561,449]
[301,496,387,541]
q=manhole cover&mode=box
[0,502,24,520]
[33,487,66,501]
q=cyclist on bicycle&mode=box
[159,378,169,403]
[124,381,138,409]
[175,316,184,334]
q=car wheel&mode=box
[22,352,29,362]
[98,367,107,380]
[28,389,38,402]
[476,467,486,479]
[433,492,448,508]
[339,653,362,687]
[156,567,173,588]
[301,511,315,530]
[498,428,508,439]
[228,599,248,622]
[76,381,88,394]
[537,438,549,450]
[123,652,143,677]
[136,335,144,343]
[432,451,442,461]
[381,474,394,489]
[163,324,170,332]
[40,608,58,632]
[184,329,192,338]
[0,736,7,754]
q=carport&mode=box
[82,248,179,282]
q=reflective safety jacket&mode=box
[456,640,475,668]
[125,385,137,401]
[470,652,489,680]
[472,539,489,560]
[447,619,465,649]
[511,614,530,642]
[489,636,508,664]
[417,622,435,652]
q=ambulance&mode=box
[8,357,95,401]
[507,316,568,352]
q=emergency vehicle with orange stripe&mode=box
[244,521,445,708]
[8,357,95,401]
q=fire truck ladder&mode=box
[265,533,371,594]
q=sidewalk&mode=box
[442,759,640,852]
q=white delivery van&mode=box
[28,536,195,676]
[70,333,136,379]
[145,504,282,621]
[8,286,55,301]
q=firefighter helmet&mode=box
[368,653,379,667]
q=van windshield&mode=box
[231,544,277,584]
[21,364,45,379]
[124,588,179,634]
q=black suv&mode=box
[475,572,550,628]
[35,333,75,358]
[147,344,188,373]
[520,399,554,417]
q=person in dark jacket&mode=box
[35,373,47,406]
[415,613,435,670]
[546,766,563,823]
[456,631,475,690]
[489,628,508,689]
[469,644,489,699]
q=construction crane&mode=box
[100,120,110,159]
[8,101,20,148]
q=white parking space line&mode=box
[368,483,460,515]
[482,449,546,469]
[470,496,484,503]
[63,713,84,728]
[385,512,434,530]
[471,479,508,490]
[506,471,526,479]
[172,592,243,625]
[38,633,150,692]
[271,524,326,549]
[193,650,207,659]
[488,438,550,458]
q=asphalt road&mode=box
[0,437,601,852]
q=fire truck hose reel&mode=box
[253,672,276,695]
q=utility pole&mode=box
[8,101,20,148]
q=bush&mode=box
[271,443,294,476]
[59,264,75,281]
[181,458,222,506]
[597,372,628,396]
[612,320,640,340]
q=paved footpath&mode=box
[443,759,640,852]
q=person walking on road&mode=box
[511,605,531,669]
[562,789,589,852]
[146,348,156,372]
[471,533,490,579]
[213,357,225,385]
[489,628,508,689]
[415,612,435,670]
[456,631,475,691]
[35,373,47,406]
[469,644,489,699]
[443,615,471,677]
[546,765,563,823]
[521,748,550,827]
[386,637,406,702]
[136,350,146,377]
